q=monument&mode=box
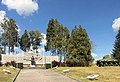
[1,50,59,68]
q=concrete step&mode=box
[23,66,46,69]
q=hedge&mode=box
[45,63,51,69]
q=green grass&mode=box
[54,66,120,82]
[0,66,20,82]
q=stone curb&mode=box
[12,69,21,82]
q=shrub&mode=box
[82,61,89,67]
[45,63,51,69]
[0,62,2,66]
[11,61,16,67]
[60,62,66,67]
[4,62,11,67]
[31,61,36,65]
[17,63,23,69]
[66,60,74,67]
[52,60,59,67]
[77,62,85,66]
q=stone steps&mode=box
[24,67,46,69]
[23,64,46,69]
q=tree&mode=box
[112,30,120,61]
[1,18,19,54]
[67,25,92,63]
[20,30,30,52]
[46,19,92,64]
[45,18,61,55]
[0,47,2,61]
[45,18,70,62]
[29,30,42,52]
[61,27,70,62]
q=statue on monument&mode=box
[31,56,35,65]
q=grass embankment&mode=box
[54,66,120,82]
[0,66,20,82]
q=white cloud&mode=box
[41,33,47,45]
[91,53,97,58]
[2,0,39,16]
[112,17,120,31]
[0,10,20,34]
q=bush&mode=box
[11,61,16,67]
[17,63,23,69]
[60,62,66,67]
[66,60,74,67]
[4,62,11,67]
[77,62,85,67]
[52,60,59,67]
[31,61,36,65]
[45,63,51,69]
[65,60,90,67]
[0,62,3,66]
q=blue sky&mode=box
[0,0,120,59]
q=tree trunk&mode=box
[8,46,10,54]
[4,46,6,54]
[64,54,66,62]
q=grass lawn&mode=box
[54,65,120,82]
[0,66,20,82]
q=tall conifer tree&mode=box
[20,30,30,52]
[112,30,120,61]
[67,26,92,62]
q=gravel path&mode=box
[15,69,79,82]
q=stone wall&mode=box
[1,54,59,64]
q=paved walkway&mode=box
[15,69,79,82]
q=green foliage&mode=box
[45,18,70,62]
[17,63,23,69]
[45,18,60,53]
[29,30,42,51]
[46,18,92,65]
[20,30,42,52]
[20,30,30,52]
[67,25,92,63]
[112,30,120,61]
[45,63,51,69]
[1,18,19,54]
[52,60,59,67]
[11,61,16,67]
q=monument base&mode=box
[30,65,36,68]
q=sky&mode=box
[0,0,120,60]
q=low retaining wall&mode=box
[1,54,59,65]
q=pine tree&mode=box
[20,30,30,52]
[61,27,70,62]
[45,18,70,62]
[45,18,61,55]
[112,30,120,61]
[67,25,92,62]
